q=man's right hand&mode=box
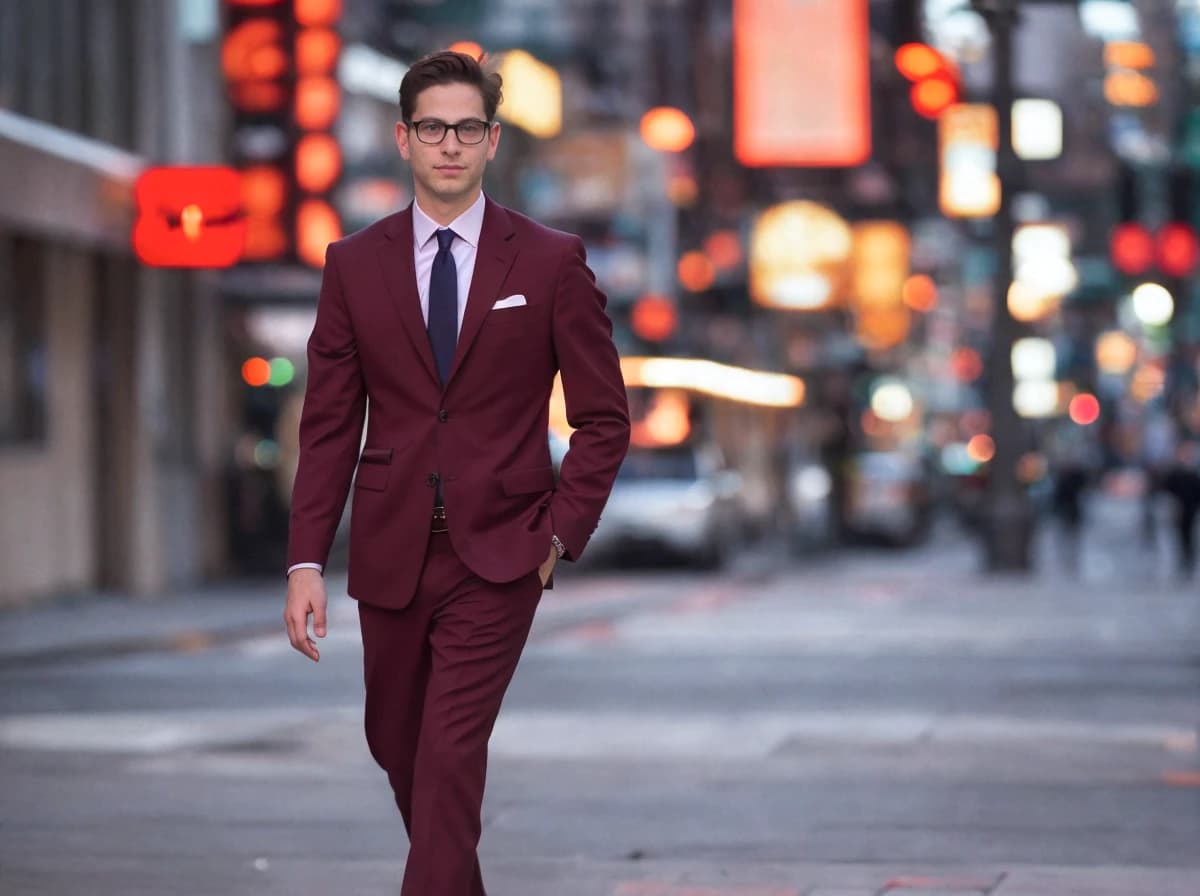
[284,568,328,663]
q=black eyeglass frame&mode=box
[405,118,494,145]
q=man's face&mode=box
[395,82,500,209]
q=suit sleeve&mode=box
[548,236,631,560]
[286,244,367,571]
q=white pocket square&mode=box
[492,294,527,310]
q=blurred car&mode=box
[842,450,933,545]
[587,443,742,568]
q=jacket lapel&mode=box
[447,198,517,385]
[375,206,439,386]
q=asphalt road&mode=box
[1,504,1198,895]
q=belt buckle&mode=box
[431,505,448,533]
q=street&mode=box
[1,498,1198,896]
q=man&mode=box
[283,51,630,896]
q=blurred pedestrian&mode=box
[1047,428,1095,575]
[282,51,630,896]
[1139,410,1175,548]
[1050,461,1089,574]
[1161,440,1200,580]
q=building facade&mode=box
[0,0,231,604]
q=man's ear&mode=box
[395,121,411,161]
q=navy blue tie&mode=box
[428,228,458,386]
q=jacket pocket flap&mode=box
[359,447,393,464]
[501,465,556,496]
[354,462,389,491]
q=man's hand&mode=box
[537,543,558,586]
[284,568,328,662]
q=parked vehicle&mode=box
[842,450,933,545]
[587,443,742,568]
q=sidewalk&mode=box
[0,576,304,668]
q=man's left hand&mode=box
[537,543,558,586]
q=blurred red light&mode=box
[1110,223,1154,275]
[894,43,944,81]
[911,75,958,119]
[242,357,272,387]
[1157,223,1199,278]
[1068,393,1100,426]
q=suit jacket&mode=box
[287,198,631,609]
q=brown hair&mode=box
[399,51,503,122]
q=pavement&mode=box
[2,498,1199,896]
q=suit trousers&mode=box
[358,531,543,896]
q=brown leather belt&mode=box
[431,505,448,533]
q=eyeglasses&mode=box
[407,119,492,145]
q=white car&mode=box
[586,444,742,568]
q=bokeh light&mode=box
[966,433,996,463]
[1068,393,1100,425]
[242,357,271,386]
[1131,282,1173,326]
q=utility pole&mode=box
[973,0,1035,571]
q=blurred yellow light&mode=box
[851,221,910,310]
[620,357,805,408]
[631,389,692,448]
[1104,41,1155,70]
[1095,331,1137,375]
[750,200,852,310]
[1007,280,1056,323]
[296,199,341,268]
[295,0,340,27]
[939,104,1000,218]
[856,306,912,351]
[448,41,484,59]
[180,204,204,243]
[640,106,696,153]
[1130,364,1165,403]
[496,50,561,138]
[1105,70,1158,107]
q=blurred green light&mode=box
[254,439,280,470]
[268,357,295,387]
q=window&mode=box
[0,236,49,446]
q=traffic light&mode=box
[222,0,342,267]
[1109,163,1198,279]
[895,43,959,120]
[1158,167,1198,279]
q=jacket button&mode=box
[426,473,439,487]
[438,409,449,422]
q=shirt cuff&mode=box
[287,562,324,577]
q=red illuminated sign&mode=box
[733,0,870,167]
[132,167,246,268]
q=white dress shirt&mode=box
[287,193,487,578]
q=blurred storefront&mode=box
[0,1,231,604]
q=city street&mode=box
[2,498,1199,896]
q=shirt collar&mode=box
[412,192,486,251]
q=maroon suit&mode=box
[287,198,630,894]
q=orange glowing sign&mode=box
[133,167,245,268]
[733,0,870,167]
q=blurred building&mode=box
[0,1,231,604]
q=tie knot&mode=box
[435,229,456,253]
